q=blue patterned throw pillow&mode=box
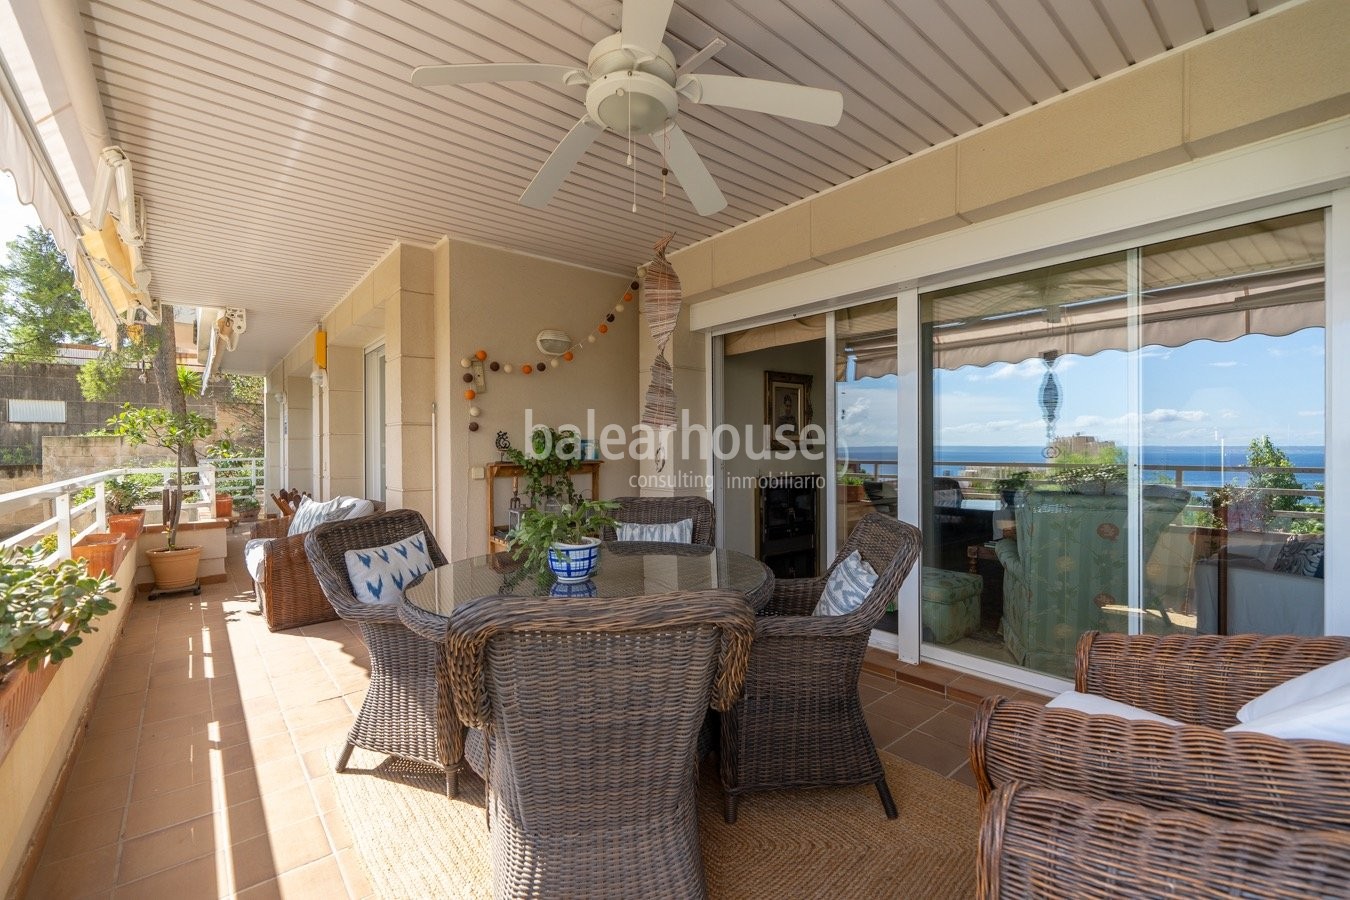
[813,550,879,616]
[616,518,694,543]
[344,531,435,604]
[1273,538,1325,578]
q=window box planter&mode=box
[106,510,146,543]
[71,533,128,578]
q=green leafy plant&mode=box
[505,426,584,507]
[507,498,618,577]
[0,545,118,679]
[106,405,215,548]
[105,476,152,515]
[837,470,866,487]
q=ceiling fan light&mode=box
[597,91,667,134]
[586,71,678,136]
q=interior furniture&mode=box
[971,631,1350,898]
[484,460,601,553]
[600,495,716,546]
[303,509,462,796]
[932,484,1000,572]
[720,513,922,822]
[402,542,775,617]
[755,474,818,578]
[921,566,982,644]
[1193,533,1324,635]
[248,496,380,631]
[862,479,896,516]
[446,591,755,899]
[993,485,1190,676]
[978,781,1350,899]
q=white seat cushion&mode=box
[1227,684,1350,743]
[344,531,435,604]
[342,498,376,521]
[288,495,357,536]
[243,538,271,582]
[616,518,694,543]
[1046,690,1183,725]
[1237,656,1350,724]
[813,550,878,616]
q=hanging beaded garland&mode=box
[456,279,639,429]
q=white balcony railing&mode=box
[0,465,223,565]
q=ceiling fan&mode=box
[411,0,844,216]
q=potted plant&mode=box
[234,494,260,522]
[838,470,867,502]
[0,545,118,682]
[107,404,216,591]
[508,498,619,583]
[505,426,585,511]
[994,470,1034,507]
[105,476,149,542]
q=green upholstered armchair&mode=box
[993,485,1191,677]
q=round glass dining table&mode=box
[401,541,774,620]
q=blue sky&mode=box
[837,328,1325,450]
[1,171,42,246]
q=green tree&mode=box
[0,227,101,360]
[1246,435,1303,512]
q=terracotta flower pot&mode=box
[107,511,146,543]
[72,533,126,577]
[146,545,202,590]
[215,494,233,518]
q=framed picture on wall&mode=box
[764,371,812,447]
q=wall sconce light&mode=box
[536,329,572,356]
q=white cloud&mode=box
[1208,361,1238,368]
[1297,410,1323,417]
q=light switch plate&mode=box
[470,359,486,392]
[470,466,485,480]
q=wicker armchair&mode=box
[978,782,1350,899]
[720,513,922,822]
[303,509,461,796]
[601,496,716,546]
[252,514,340,631]
[448,590,754,899]
[971,631,1350,898]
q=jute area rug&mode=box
[332,747,979,899]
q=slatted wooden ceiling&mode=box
[79,0,1291,372]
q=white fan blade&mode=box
[622,0,676,60]
[652,123,726,216]
[520,116,606,209]
[678,74,843,126]
[412,63,581,87]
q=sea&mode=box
[842,444,1326,490]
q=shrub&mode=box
[0,546,119,678]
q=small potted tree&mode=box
[107,405,216,591]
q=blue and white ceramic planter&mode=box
[549,578,598,598]
[548,537,601,583]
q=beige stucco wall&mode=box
[0,549,138,892]
[440,241,638,561]
[669,0,1350,301]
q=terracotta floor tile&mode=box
[228,816,330,890]
[864,711,915,749]
[124,781,216,838]
[335,846,374,898]
[257,782,320,828]
[27,842,119,898]
[308,773,339,814]
[116,812,217,884]
[320,807,353,851]
[273,855,349,897]
[112,852,221,899]
[66,744,138,790]
[138,711,212,745]
[280,696,352,732]
[134,731,210,772]
[129,756,211,802]
[947,674,1012,705]
[55,773,132,823]
[881,731,970,777]
[866,693,952,730]
[41,809,125,861]
[218,797,271,846]
[950,763,979,788]
[914,708,978,747]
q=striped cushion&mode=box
[813,550,879,616]
[616,518,694,543]
[344,531,435,604]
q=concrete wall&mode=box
[0,361,257,466]
[0,548,138,892]
[441,241,637,560]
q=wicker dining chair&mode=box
[303,509,463,796]
[601,495,716,546]
[448,590,755,899]
[970,631,1350,898]
[720,513,922,822]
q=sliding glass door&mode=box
[920,210,1327,678]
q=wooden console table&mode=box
[485,460,603,553]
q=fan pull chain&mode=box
[627,84,637,213]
